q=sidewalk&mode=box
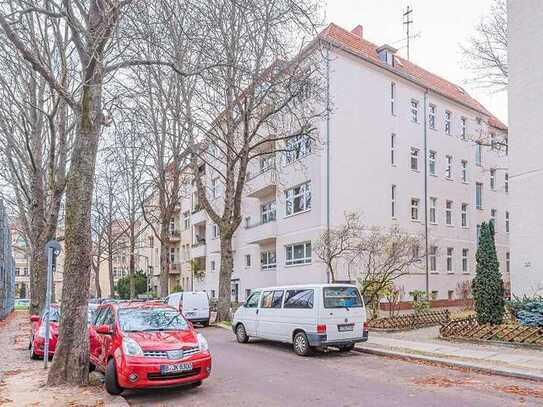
[356,326,543,381]
[0,310,127,406]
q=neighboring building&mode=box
[0,201,15,319]
[163,23,510,304]
[508,1,543,296]
[12,227,64,302]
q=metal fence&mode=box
[0,200,15,320]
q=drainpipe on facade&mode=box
[423,89,430,301]
[326,45,331,284]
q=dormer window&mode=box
[377,44,397,67]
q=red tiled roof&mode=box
[319,23,507,131]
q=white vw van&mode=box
[232,284,368,356]
[165,291,210,326]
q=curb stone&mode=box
[354,345,543,382]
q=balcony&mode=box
[169,263,182,274]
[192,240,207,258]
[244,220,277,245]
[191,208,207,225]
[168,230,181,242]
[246,167,277,199]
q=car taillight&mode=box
[317,324,327,334]
[363,322,368,331]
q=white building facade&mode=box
[508,0,543,296]
[178,23,510,304]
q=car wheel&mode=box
[202,320,209,327]
[338,343,355,352]
[235,323,249,343]
[293,332,312,356]
[29,338,39,360]
[105,358,123,395]
[191,380,203,388]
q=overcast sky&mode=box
[325,0,508,123]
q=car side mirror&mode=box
[30,315,40,322]
[96,324,112,335]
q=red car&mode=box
[89,302,212,395]
[29,304,60,359]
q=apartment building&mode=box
[508,0,543,296]
[174,23,509,304]
[12,226,64,301]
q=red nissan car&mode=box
[89,302,212,395]
[29,304,60,359]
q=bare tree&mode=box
[0,10,72,315]
[355,226,424,319]
[314,212,363,283]
[188,0,325,321]
[461,0,508,91]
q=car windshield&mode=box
[88,307,96,323]
[118,307,189,332]
[323,287,363,309]
[43,306,60,322]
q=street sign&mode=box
[43,240,61,369]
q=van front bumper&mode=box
[307,331,368,347]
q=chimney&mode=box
[351,25,363,38]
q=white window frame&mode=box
[476,183,483,209]
[461,203,468,227]
[285,181,311,216]
[285,135,312,164]
[429,151,436,176]
[391,185,396,218]
[411,99,419,123]
[245,254,251,267]
[446,200,453,225]
[490,209,497,231]
[461,117,467,139]
[461,160,468,182]
[391,82,396,115]
[261,201,277,224]
[506,211,510,233]
[429,246,437,272]
[183,211,190,230]
[475,143,482,166]
[445,155,452,179]
[505,173,509,193]
[445,111,451,135]
[490,169,496,190]
[429,104,436,129]
[410,147,419,171]
[411,198,420,221]
[285,242,312,266]
[261,250,277,270]
[462,249,469,273]
[447,248,453,272]
[391,133,396,165]
[430,197,437,224]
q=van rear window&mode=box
[323,287,363,308]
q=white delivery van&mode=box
[166,291,210,326]
[232,284,368,356]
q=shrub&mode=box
[472,222,505,325]
[410,290,430,314]
[508,295,543,327]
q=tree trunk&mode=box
[29,241,47,315]
[108,252,114,298]
[47,68,103,386]
[129,226,136,299]
[93,261,102,299]
[217,236,233,322]
[159,223,170,298]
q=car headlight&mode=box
[122,337,143,356]
[197,333,209,352]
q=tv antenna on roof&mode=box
[403,5,413,60]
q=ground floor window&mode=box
[285,242,311,265]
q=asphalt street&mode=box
[123,326,543,406]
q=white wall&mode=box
[508,0,543,296]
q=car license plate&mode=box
[338,324,354,332]
[160,362,193,374]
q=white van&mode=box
[166,291,210,326]
[232,284,368,356]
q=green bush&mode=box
[410,289,430,313]
[508,295,543,327]
[472,222,505,325]
[115,271,148,299]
